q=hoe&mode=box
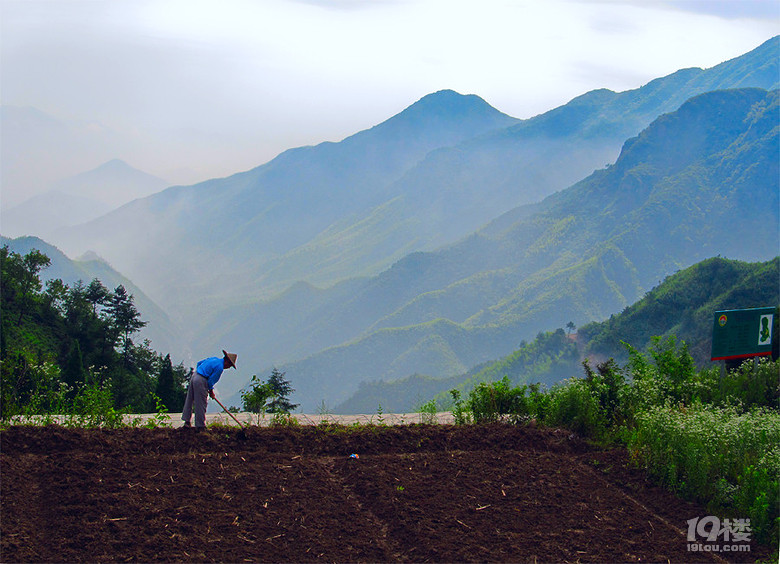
[212,395,248,440]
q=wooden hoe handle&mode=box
[213,396,245,429]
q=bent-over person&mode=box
[182,350,237,429]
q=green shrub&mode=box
[623,336,700,410]
[526,382,551,422]
[734,447,779,545]
[545,378,606,438]
[240,374,273,414]
[417,399,438,424]
[583,358,627,426]
[18,361,68,419]
[449,389,472,425]
[270,412,300,427]
[468,377,528,423]
[69,382,125,428]
[697,358,780,410]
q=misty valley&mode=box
[2,36,779,415]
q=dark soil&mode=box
[0,424,771,563]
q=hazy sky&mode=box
[1,0,778,207]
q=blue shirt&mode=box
[196,357,225,391]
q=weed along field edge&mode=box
[1,423,773,563]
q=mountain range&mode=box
[1,159,169,239]
[246,87,779,411]
[5,37,778,412]
[53,38,778,318]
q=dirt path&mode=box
[1,424,770,563]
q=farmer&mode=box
[181,350,237,429]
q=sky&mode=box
[1,0,778,209]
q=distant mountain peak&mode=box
[76,250,107,263]
[96,158,132,170]
[50,159,170,210]
[399,89,513,120]
[361,89,518,145]
[415,89,480,105]
[80,158,164,179]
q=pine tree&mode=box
[106,285,147,365]
[85,279,110,316]
[266,368,299,414]
[155,354,179,412]
[62,339,85,396]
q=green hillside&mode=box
[0,244,189,417]
[336,256,779,413]
[581,257,780,364]
[1,236,182,355]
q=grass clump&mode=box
[417,399,438,424]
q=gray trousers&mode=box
[182,372,209,427]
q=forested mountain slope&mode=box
[1,236,181,355]
[243,88,779,411]
[336,257,780,414]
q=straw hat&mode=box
[222,350,237,369]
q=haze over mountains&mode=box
[2,159,169,239]
[53,38,779,319]
[256,87,779,410]
[4,37,778,412]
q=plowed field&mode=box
[0,424,769,563]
